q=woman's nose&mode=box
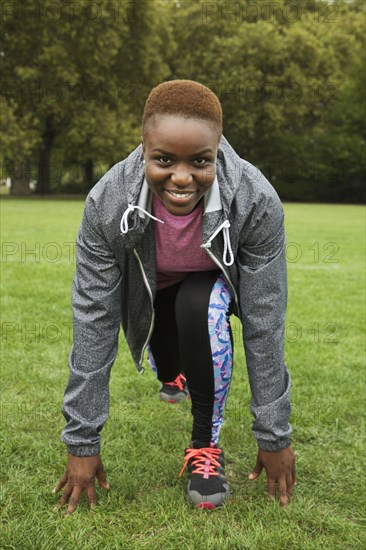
[171,165,193,186]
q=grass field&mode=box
[0,198,365,549]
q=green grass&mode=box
[1,198,365,550]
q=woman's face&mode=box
[142,115,220,216]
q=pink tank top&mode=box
[152,194,218,290]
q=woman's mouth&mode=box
[169,191,191,199]
[166,190,194,200]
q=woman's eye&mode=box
[156,157,209,166]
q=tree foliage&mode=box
[1,0,364,201]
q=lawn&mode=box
[0,198,365,549]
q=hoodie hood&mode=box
[118,134,245,265]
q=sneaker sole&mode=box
[159,392,189,403]
[187,484,231,509]
[197,502,217,510]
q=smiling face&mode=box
[142,115,220,216]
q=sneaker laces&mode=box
[164,373,186,391]
[178,447,222,479]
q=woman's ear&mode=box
[141,140,146,165]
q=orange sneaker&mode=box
[159,373,190,403]
[179,442,230,509]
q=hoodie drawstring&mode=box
[120,204,234,267]
[201,220,234,267]
[120,204,164,234]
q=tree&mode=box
[1,0,363,200]
[0,97,40,195]
[165,0,365,201]
[1,1,127,193]
[313,59,366,202]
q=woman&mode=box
[54,80,295,512]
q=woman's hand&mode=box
[53,453,109,514]
[248,446,296,506]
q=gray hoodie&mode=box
[61,135,292,456]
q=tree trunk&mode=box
[11,158,32,195]
[83,159,94,190]
[37,119,55,194]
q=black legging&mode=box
[148,271,234,446]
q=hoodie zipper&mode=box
[203,246,240,313]
[133,248,155,373]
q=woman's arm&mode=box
[237,191,292,452]
[60,194,122,457]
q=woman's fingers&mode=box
[53,483,73,511]
[248,454,263,480]
[54,482,96,513]
[278,478,289,506]
[286,474,295,498]
[267,478,276,502]
[53,455,106,513]
[86,483,97,509]
[67,485,82,514]
[52,472,68,495]
[266,475,295,506]
[96,465,110,490]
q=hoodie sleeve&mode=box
[60,195,122,456]
[237,190,292,452]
